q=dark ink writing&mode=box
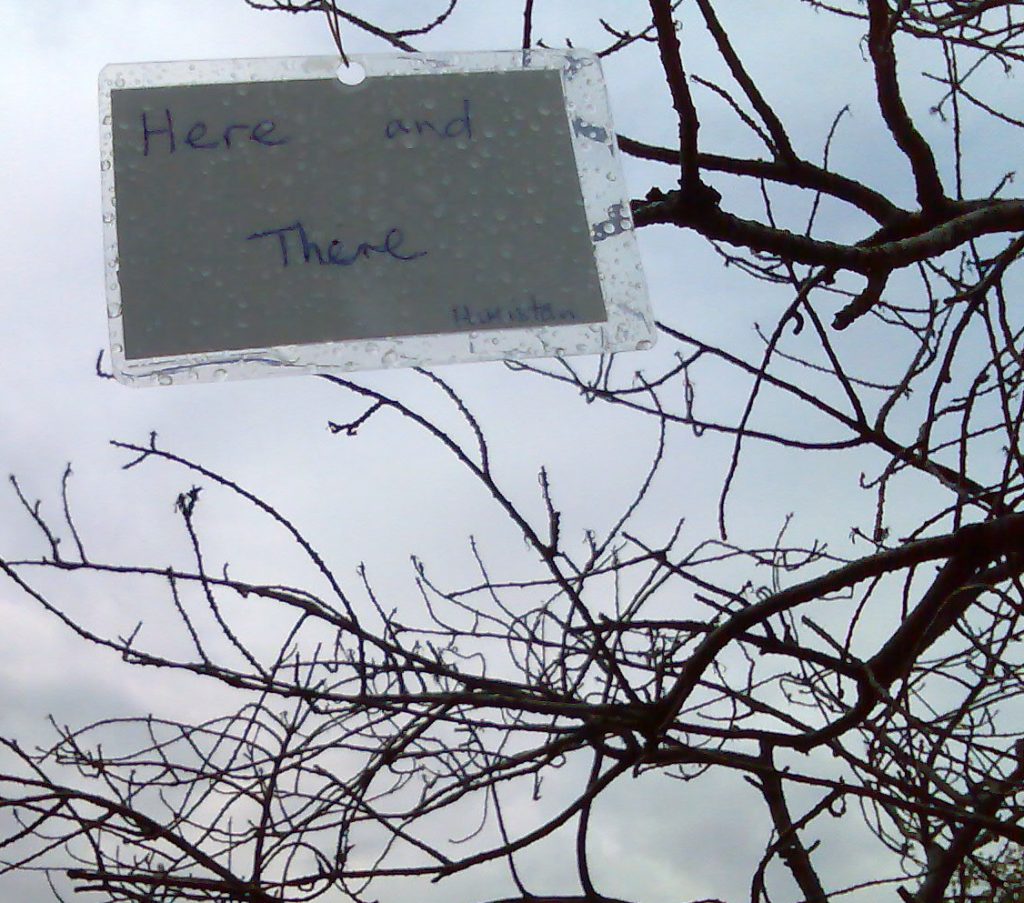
[142,109,288,156]
[452,298,578,328]
[142,109,175,155]
[386,99,472,141]
[185,122,216,150]
[247,221,428,268]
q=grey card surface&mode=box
[99,52,654,385]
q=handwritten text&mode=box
[246,221,427,268]
[141,109,288,156]
[452,298,578,328]
[386,99,473,142]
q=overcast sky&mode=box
[0,2,983,901]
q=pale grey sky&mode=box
[3,2,1002,901]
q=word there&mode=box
[247,221,427,268]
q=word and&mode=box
[140,109,288,156]
[452,298,579,328]
[247,221,427,268]
[385,99,473,141]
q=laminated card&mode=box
[98,50,654,385]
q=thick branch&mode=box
[647,0,709,200]
[651,512,1024,741]
[910,753,1024,903]
[618,135,902,222]
[635,192,1024,275]
[867,0,947,209]
[758,758,829,902]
